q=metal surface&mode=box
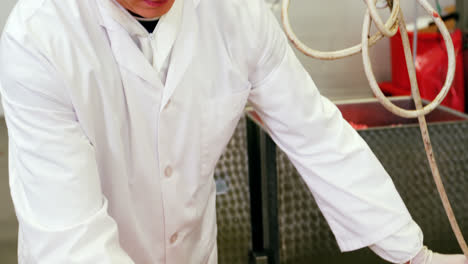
[457,0,468,31]
[242,97,468,263]
[246,117,280,264]
[275,121,468,263]
[276,145,383,264]
[215,117,252,264]
[284,0,466,251]
[457,0,468,112]
[334,97,467,128]
[247,117,265,257]
[259,130,279,264]
[215,98,468,263]
[278,99,468,263]
[249,252,269,264]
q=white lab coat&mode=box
[0,0,415,263]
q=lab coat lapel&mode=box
[107,30,163,87]
[97,0,163,87]
[160,0,199,111]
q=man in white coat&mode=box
[0,0,466,263]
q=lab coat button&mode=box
[170,233,178,244]
[165,166,173,177]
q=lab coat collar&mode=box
[152,0,184,72]
[96,0,195,35]
[97,0,147,37]
[107,31,164,87]
[159,0,199,110]
[96,0,199,106]
[96,0,188,88]
[96,0,159,86]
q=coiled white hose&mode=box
[281,0,468,258]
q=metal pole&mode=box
[413,1,419,64]
[246,116,280,264]
[456,0,468,113]
[456,0,468,30]
[247,118,268,264]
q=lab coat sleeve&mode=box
[0,33,134,263]
[245,0,414,251]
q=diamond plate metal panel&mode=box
[277,122,468,263]
[215,116,468,264]
[215,117,252,264]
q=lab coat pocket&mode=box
[200,88,251,178]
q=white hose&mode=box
[361,0,455,118]
[281,0,468,258]
[281,0,399,60]
[364,0,399,37]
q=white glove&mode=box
[408,246,468,264]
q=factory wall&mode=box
[0,0,17,243]
[0,0,16,117]
[0,0,453,101]
[0,0,450,102]
[278,0,453,101]
[0,0,15,30]
[457,0,468,29]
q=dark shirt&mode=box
[128,10,160,33]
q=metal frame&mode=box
[244,97,468,263]
[456,0,468,112]
[457,0,468,31]
[246,117,279,264]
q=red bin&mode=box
[380,29,465,112]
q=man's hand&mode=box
[407,246,468,264]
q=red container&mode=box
[381,29,465,112]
